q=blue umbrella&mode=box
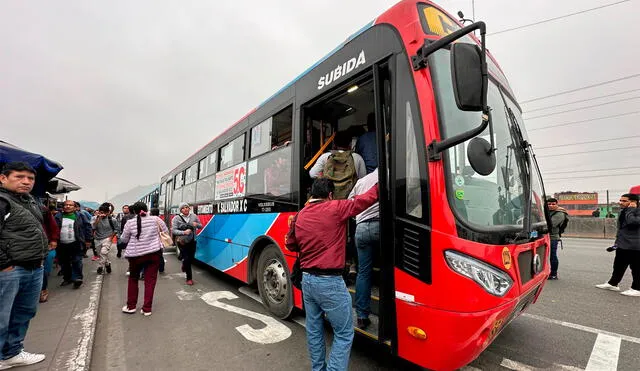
[0,140,64,196]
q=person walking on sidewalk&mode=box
[117,205,135,258]
[40,201,60,303]
[547,198,569,280]
[75,202,96,260]
[596,193,640,296]
[0,162,48,369]
[120,202,168,316]
[93,203,119,275]
[172,202,202,286]
[286,177,379,371]
[55,200,91,289]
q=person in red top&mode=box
[40,200,60,303]
[286,177,378,371]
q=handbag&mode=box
[175,215,194,246]
[156,219,173,248]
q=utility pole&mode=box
[472,0,476,22]
[606,190,610,216]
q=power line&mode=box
[523,88,640,114]
[543,166,640,175]
[544,173,637,181]
[525,96,640,120]
[489,0,631,36]
[535,135,640,150]
[520,74,640,104]
[537,144,640,158]
[528,111,640,132]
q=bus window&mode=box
[195,175,215,202]
[250,106,293,158]
[198,152,217,179]
[185,164,198,184]
[220,134,245,170]
[174,172,184,189]
[405,101,423,218]
[247,146,292,200]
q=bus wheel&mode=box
[257,245,293,319]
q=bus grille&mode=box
[402,229,421,276]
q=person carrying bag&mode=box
[171,202,202,285]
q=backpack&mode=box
[322,150,357,200]
[107,216,115,233]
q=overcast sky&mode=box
[1,0,638,203]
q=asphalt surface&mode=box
[90,238,640,371]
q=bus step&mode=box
[347,283,380,317]
[352,309,389,346]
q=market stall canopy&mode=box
[0,140,64,196]
[47,177,81,195]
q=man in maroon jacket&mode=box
[286,177,378,371]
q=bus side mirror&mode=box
[450,43,484,112]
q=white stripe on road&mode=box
[501,358,535,371]
[460,366,483,371]
[239,286,306,327]
[500,358,583,371]
[523,313,640,344]
[65,275,103,371]
[585,334,621,371]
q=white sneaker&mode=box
[595,283,620,291]
[140,309,152,316]
[1,350,45,368]
[122,306,136,314]
[620,289,640,297]
[125,271,130,276]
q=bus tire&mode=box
[256,245,293,319]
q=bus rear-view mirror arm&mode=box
[411,22,492,162]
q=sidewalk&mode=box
[18,258,104,371]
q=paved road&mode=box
[91,238,640,371]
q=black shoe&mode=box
[357,318,371,330]
[57,270,64,276]
[548,275,558,280]
[97,267,104,275]
[60,280,72,287]
[117,252,122,258]
[106,264,112,274]
[73,280,83,289]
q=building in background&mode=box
[554,192,598,217]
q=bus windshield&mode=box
[429,49,546,230]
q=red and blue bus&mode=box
[157,1,550,369]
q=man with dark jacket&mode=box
[0,162,48,368]
[55,200,92,288]
[285,177,378,371]
[547,198,569,280]
[117,204,135,258]
[596,193,640,296]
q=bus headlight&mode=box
[444,250,513,297]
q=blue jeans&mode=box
[302,273,354,371]
[42,249,56,291]
[355,220,379,319]
[550,239,559,276]
[0,266,43,360]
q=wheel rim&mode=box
[262,258,288,305]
